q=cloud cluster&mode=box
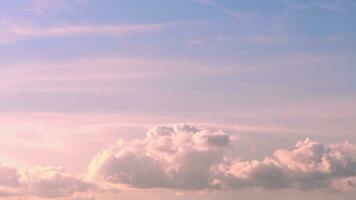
[220,138,356,190]
[88,124,231,190]
[88,124,356,192]
[0,164,95,199]
[1,123,355,198]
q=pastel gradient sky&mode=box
[0,0,356,200]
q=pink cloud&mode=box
[0,21,165,43]
[87,124,356,191]
[0,164,98,199]
[0,122,355,198]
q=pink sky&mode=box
[1,0,356,199]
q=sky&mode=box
[0,0,356,199]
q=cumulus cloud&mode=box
[0,163,22,188]
[1,123,355,197]
[22,166,95,198]
[87,124,356,192]
[220,138,356,190]
[331,176,356,192]
[88,124,231,190]
[0,164,96,199]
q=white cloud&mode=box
[88,124,231,190]
[87,124,356,192]
[220,138,356,190]
[1,124,355,197]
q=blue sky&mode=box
[0,1,356,200]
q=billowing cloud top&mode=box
[87,124,231,190]
[87,124,356,192]
[0,124,355,200]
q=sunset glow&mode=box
[0,1,356,200]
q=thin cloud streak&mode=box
[0,21,165,43]
[189,34,289,46]
[282,0,347,13]
[24,0,67,14]
[0,55,240,94]
[24,0,90,15]
[195,0,242,19]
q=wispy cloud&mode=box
[0,21,165,43]
[282,0,310,10]
[216,34,289,45]
[194,0,242,19]
[0,56,158,94]
[24,0,68,14]
[282,0,347,13]
[0,55,238,94]
[314,0,347,13]
[24,0,89,15]
[188,34,289,46]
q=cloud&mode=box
[0,21,165,43]
[282,0,310,10]
[87,124,356,192]
[24,0,90,15]
[24,0,67,14]
[282,0,346,13]
[88,124,231,190]
[191,34,289,46]
[220,138,356,190]
[22,166,96,198]
[314,0,346,13]
[0,55,239,95]
[331,176,356,192]
[194,0,242,19]
[1,123,355,197]
[218,34,288,45]
[0,56,158,94]
[69,194,96,200]
[0,164,97,199]
[0,164,22,188]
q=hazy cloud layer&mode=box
[88,124,356,192]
